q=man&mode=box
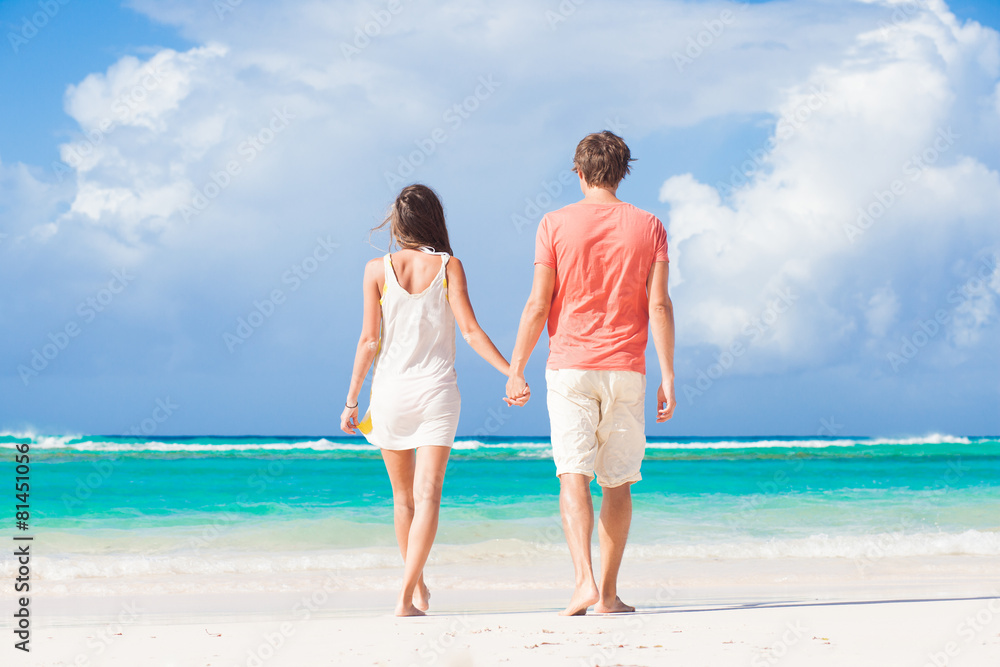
[506,131,676,616]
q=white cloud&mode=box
[866,285,900,337]
[659,0,1000,372]
[16,0,879,255]
[2,0,998,433]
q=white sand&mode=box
[17,557,1000,666]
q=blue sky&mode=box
[1,0,998,438]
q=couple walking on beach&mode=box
[340,131,676,617]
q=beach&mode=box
[21,562,1000,666]
[4,433,1000,665]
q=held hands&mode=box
[656,381,676,423]
[504,374,531,407]
[340,404,360,434]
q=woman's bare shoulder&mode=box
[364,256,385,281]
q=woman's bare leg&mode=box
[396,445,451,616]
[380,448,431,613]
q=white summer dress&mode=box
[360,249,461,450]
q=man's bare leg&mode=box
[595,482,635,613]
[381,449,432,614]
[558,473,600,615]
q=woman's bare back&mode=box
[388,248,449,295]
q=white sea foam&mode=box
[0,436,373,453]
[644,434,976,449]
[626,529,1000,560]
[0,432,82,449]
[450,439,551,450]
[6,530,998,585]
[0,432,987,453]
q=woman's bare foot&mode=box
[594,596,635,614]
[395,599,426,617]
[559,584,600,616]
[413,581,431,612]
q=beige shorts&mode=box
[545,369,646,488]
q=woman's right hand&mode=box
[505,375,531,407]
[340,405,359,434]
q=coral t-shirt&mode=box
[534,200,669,374]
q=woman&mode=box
[340,184,525,616]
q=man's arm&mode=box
[647,261,676,422]
[505,264,556,405]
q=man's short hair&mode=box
[573,131,635,189]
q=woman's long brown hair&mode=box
[371,184,454,255]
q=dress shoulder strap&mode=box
[439,253,450,291]
[381,254,395,298]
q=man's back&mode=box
[506,130,676,616]
[535,200,668,374]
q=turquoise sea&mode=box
[2,433,999,592]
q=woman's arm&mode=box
[446,257,511,376]
[340,258,384,434]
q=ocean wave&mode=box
[5,531,998,584]
[22,550,404,581]
[0,432,989,454]
[0,436,374,453]
[644,434,976,449]
[450,439,551,450]
[626,529,1000,560]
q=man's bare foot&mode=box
[559,584,600,616]
[394,600,426,617]
[413,581,431,612]
[594,596,635,614]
